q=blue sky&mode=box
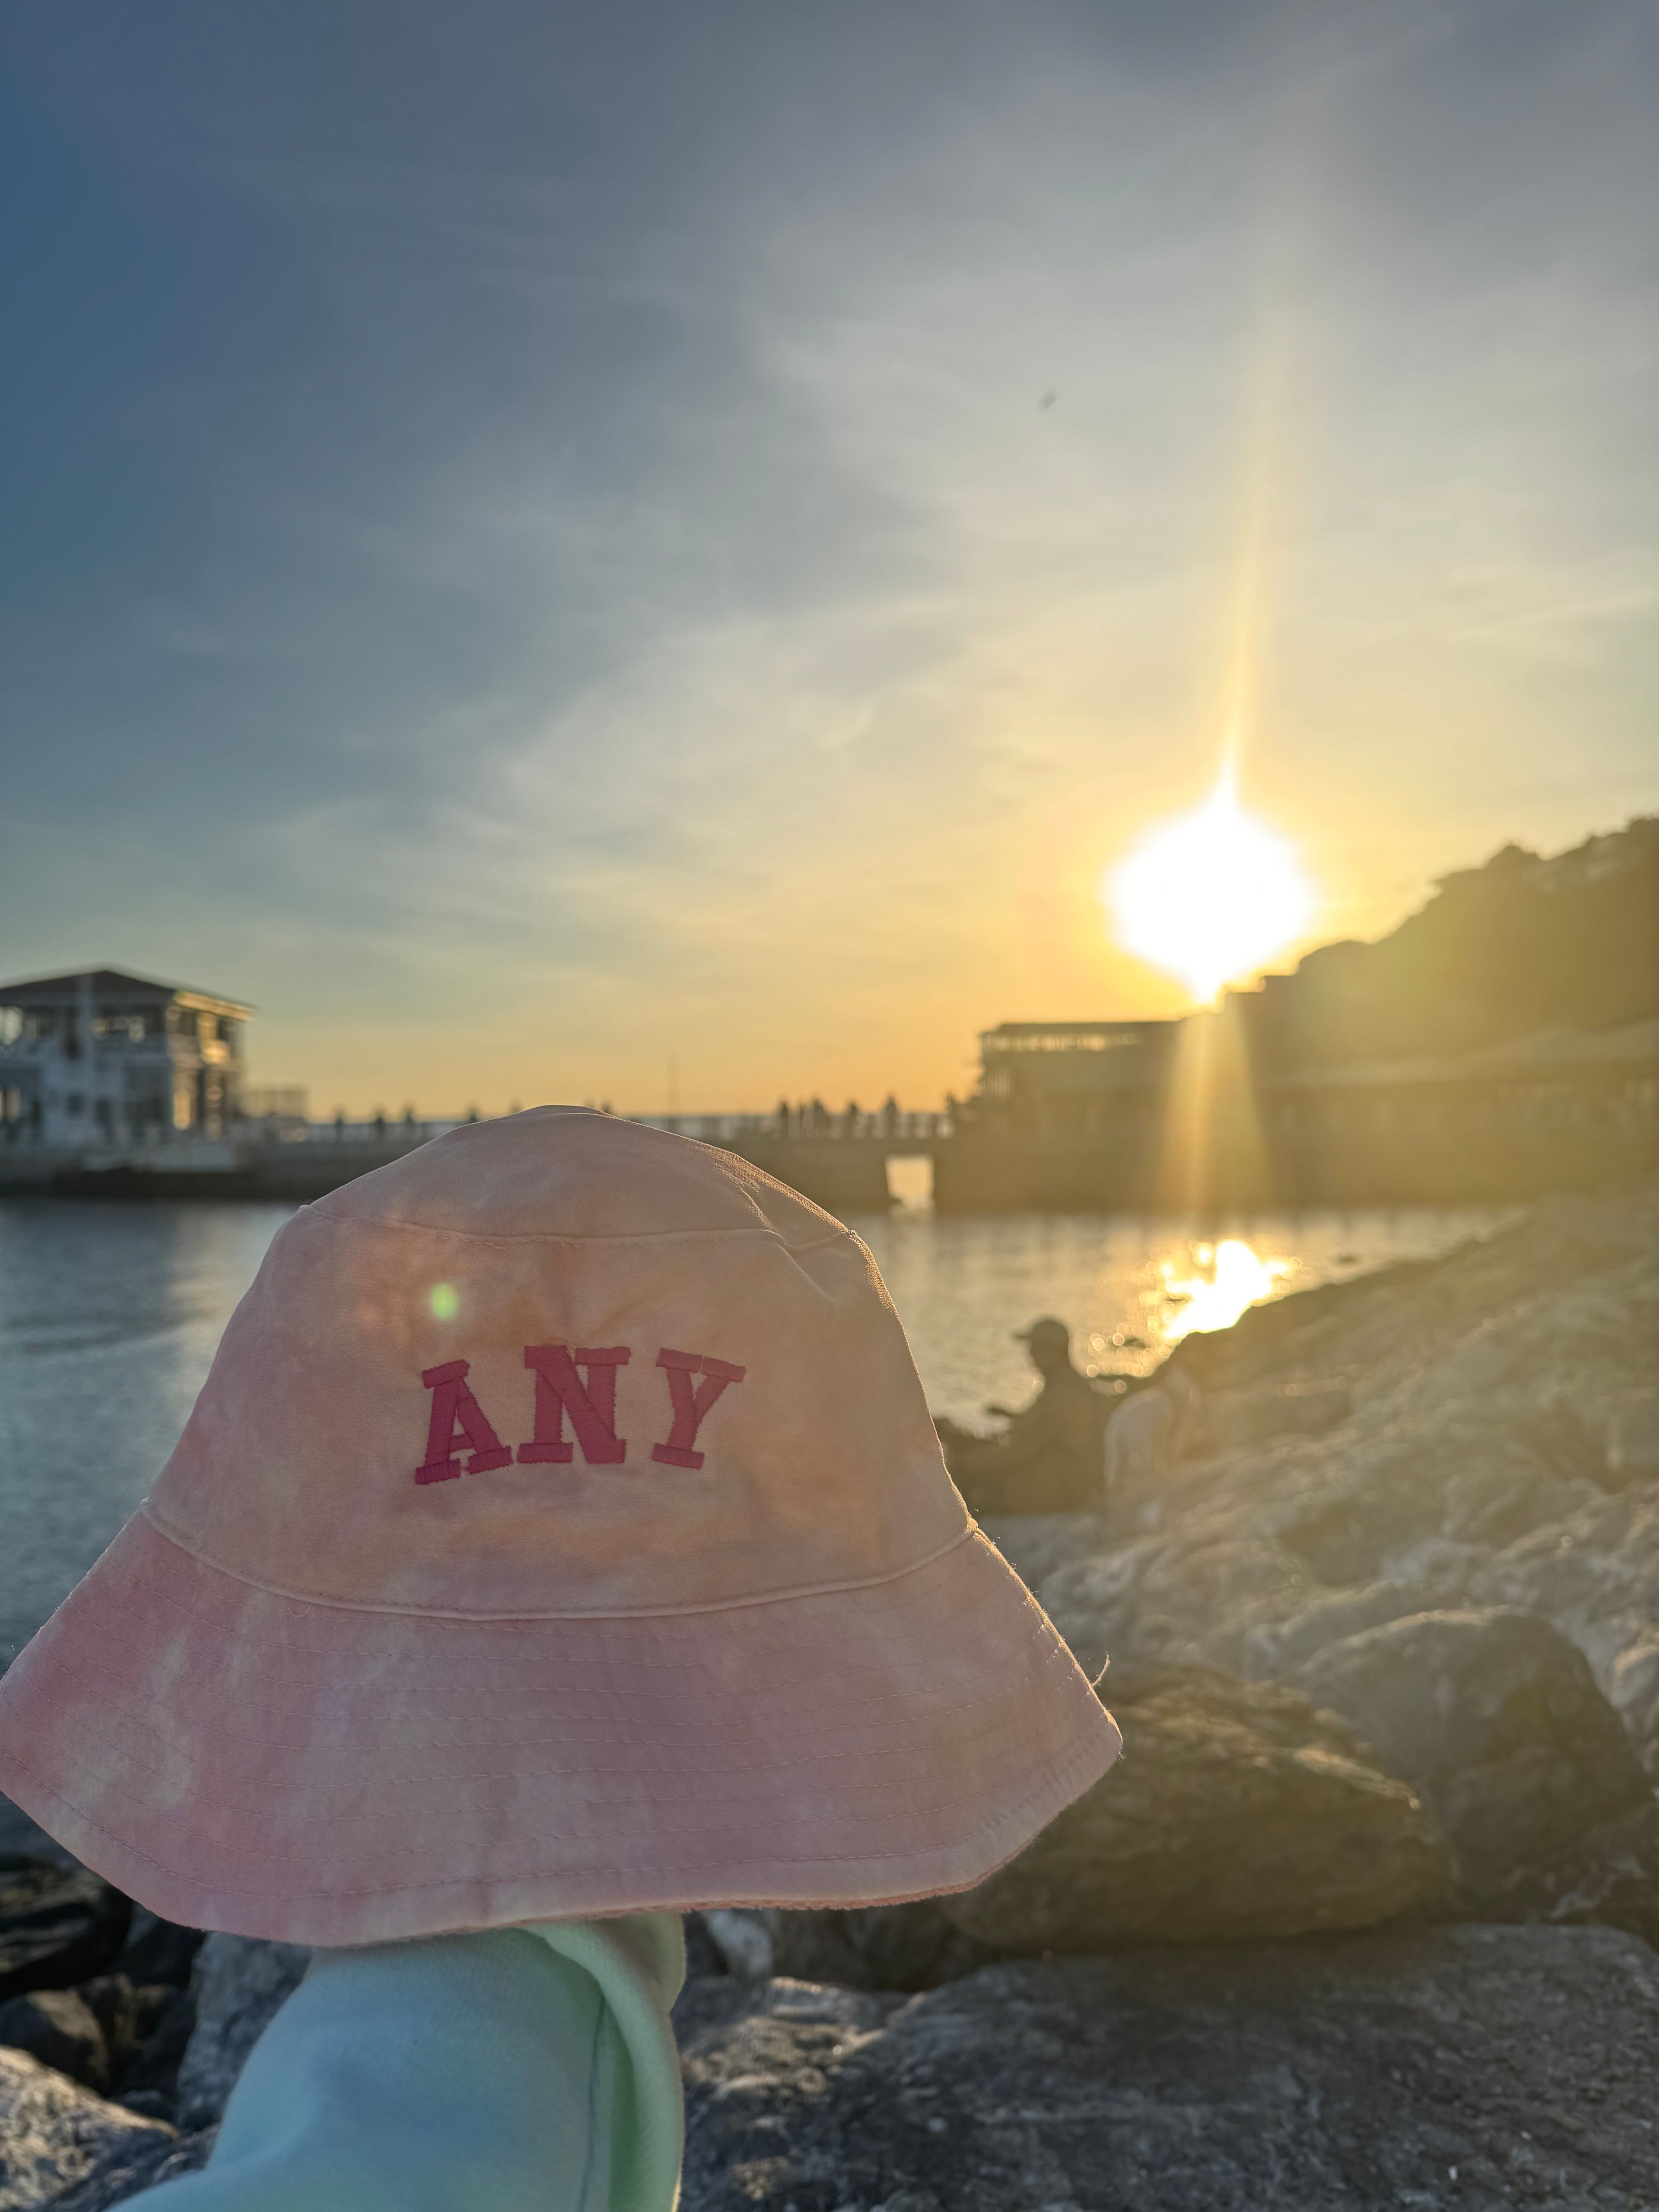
[2,0,1655,1112]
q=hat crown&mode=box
[149,1109,965,1618]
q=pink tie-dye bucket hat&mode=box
[0,1110,1120,1945]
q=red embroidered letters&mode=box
[416,1361,514,1485]
[652,1348,747,1468]
[413,1343,745,1485]
[520,1345,630,1465]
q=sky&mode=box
[2,0,1655,1116]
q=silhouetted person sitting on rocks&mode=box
[938,1317,1109,1515]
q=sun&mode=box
[1104,769,1314,1004]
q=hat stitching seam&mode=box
[33,1527,1062,1658]
[27,1560,1026,1669]
[45,1555,1014,1649]
[136,1504,979,1620]
[31,1581,1015,1662]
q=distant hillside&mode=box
[1236,816,1659,1070]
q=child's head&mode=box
[0,1109,1119,1943]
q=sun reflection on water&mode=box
[1154,1237,1293,1342]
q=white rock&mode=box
[0,2046,172,2211]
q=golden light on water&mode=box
[1157,1237,1291,1341]
[1105,767,1314,1005]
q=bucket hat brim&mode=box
[0,1508,1119,1945]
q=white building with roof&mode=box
[0,968,252,1147]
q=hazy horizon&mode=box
[3,2,1655,1114]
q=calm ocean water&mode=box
[0,1195,1512,1664]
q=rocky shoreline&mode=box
[3,1189,1656,2209]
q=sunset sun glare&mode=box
[1105,770,1314,1006]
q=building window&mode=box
[174,1087,194,1130]
[91,1010,151,1043]
[0,1007,20,1045]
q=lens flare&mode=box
[429,1283,460,1321]
[1106,769,1314,1005]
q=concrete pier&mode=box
[3,1100,1652,1217]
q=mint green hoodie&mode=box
[130,1915,685,2212]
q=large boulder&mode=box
[1605,1386,1659,1487]
[1128,1201,1658,1597]
[1199,1378,1353,1450]
[1131,1537,1318,1659]
[1033,1540,1150,1676]
[1170,1193,1651,1409]
[678,1925,1659,2212]
[1035,1532,1320,1678]
[1238,1573,1465,1681]
[1610,1634,1659,1779]
[938,1666,1453,1952]
[0,1988,109,2094]
[38,2129,214,2212]
[1292,1607,1659,1929]
[0,1859,130,2003]
[0,1968,158,2098]
[1261,1424,1599,1587]
[173,1935,310,2131]
[978,1512,1104,1596]
[1471,1491,1659,1690]
[0,2045,174,2211]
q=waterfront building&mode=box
[973,1020,1179,1135]
[0,968,252,1144]
[1267,1018,1659,1147]
[957,1006,1657,1209]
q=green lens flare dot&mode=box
[429,1283,460,1321]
